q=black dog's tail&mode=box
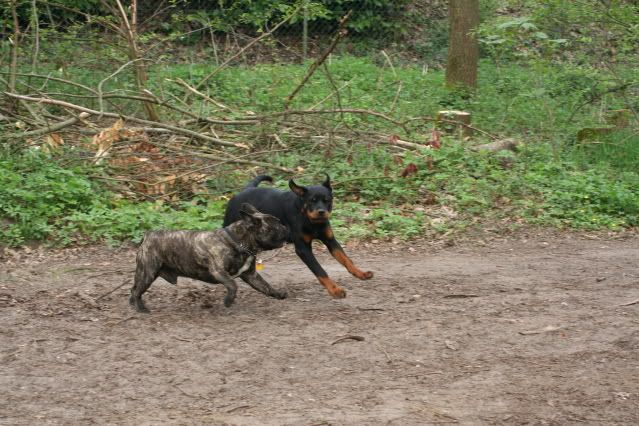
[244,175,273,189]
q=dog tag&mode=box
[256,259,264,271]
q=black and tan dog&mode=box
[130,203,288,313]
[223,175,373,299]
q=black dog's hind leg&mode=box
[240,266,287,299]
[294,237,346,298]
[321,226,373,280]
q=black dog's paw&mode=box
[361,271,374,280]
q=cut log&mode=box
[471,138,521,153]
[577,126,616,142]
[604,109,632,128]
[437,110,472,137]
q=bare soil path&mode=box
[1,232,638,425]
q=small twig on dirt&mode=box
[95,278,131,301]
[619,298,639,306]
[85,268,134,280]
[356,307,386,312]
[374,342,393,364]
[331,334,365,345]
[518,325,562,336]
[173,336,193,343]
[443,294,479,299]
[284,10,352,109]
[75,291,99,308]
[174,385,204,400]
[226,405,250,413]
[113,315,137,325]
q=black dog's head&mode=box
[289,174,333,224]
[239,203,289,250]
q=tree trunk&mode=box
[113,0,160,122]
[446,0,480,90]
[7,0,21,113]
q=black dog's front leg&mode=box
[240,266,288,299]
[294,238,346,298]
[320,226,373,280]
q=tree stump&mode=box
[437,110,473,137]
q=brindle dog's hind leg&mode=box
[240,268,287,299]
[129,252,161,313]
[159,269,178,285]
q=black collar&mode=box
[223,227,256,257]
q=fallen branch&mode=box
[242,108,406,130]
[6,112,90,139]
[619,298,639,307]
[404,116,498,140]
[471,138,521,153]
[4,92,248,149]
[284,10,352,109]
[172,77,232,111]
[190,5,302,95]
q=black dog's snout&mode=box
[317,209,327,216]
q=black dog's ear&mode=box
[289,179,307,197]
[239,203,260,219]
[322,174,331,191]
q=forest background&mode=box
[1,0,637,247]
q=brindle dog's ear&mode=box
[289,179,307,197]
[239,203,260,219]
[322,173,331,191]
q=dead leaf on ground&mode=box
[444,340,458,350]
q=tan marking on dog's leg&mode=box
[317,276,346,298]
[330,249,374,280]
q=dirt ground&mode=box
[1,231,638,425]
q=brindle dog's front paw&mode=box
[131,299,150,313]
[224,296,236,307]
[273,290,288,299]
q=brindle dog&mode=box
[129,203,289,313]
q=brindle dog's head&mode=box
[288,174,333,224]
[238,203,289,250]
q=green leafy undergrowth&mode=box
[0,151,225,247]
[272,140,638,240]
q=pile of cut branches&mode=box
[1,8,492,202]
